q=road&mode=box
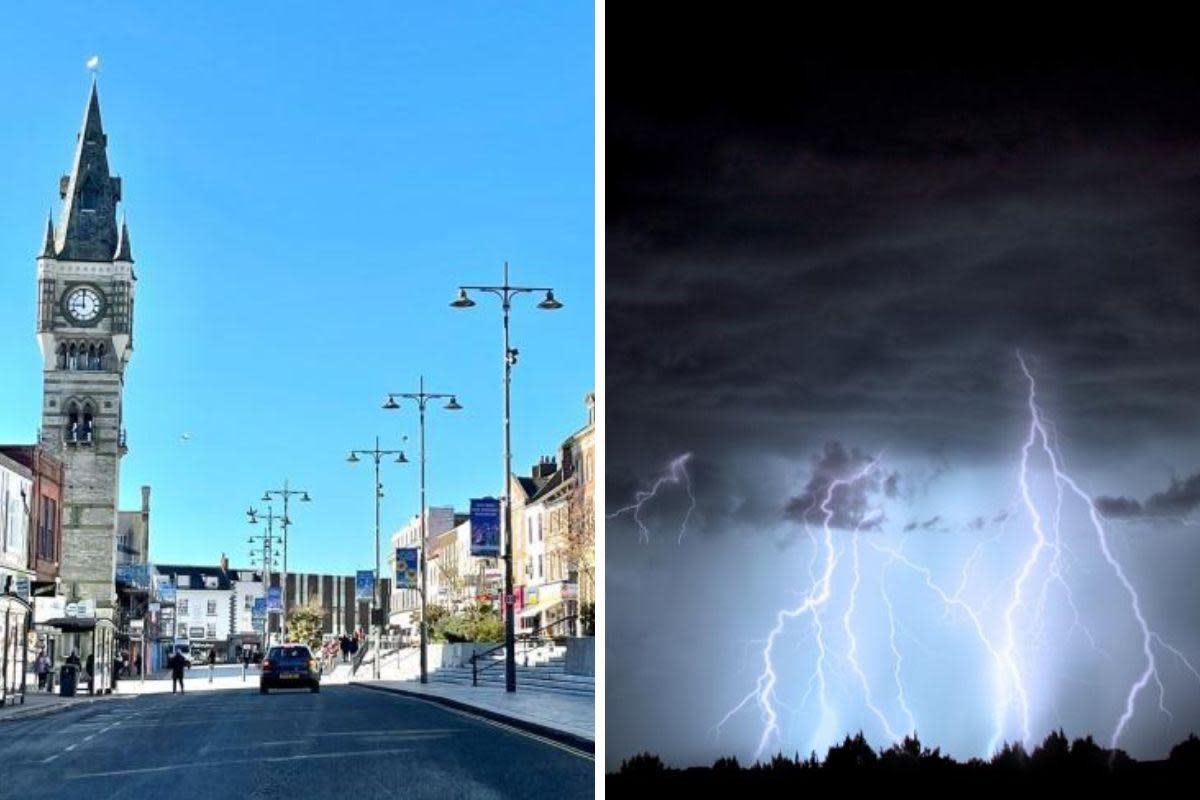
[0,683,593,799]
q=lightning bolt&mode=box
[725,456,882,759]
[844,523,905,743]
[608,452,696,543]
[879,551,917,737]
[1015,353,1198,749]
[638,353,1200,762]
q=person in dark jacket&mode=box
[85,653,95,693]
[34,652,50,691]
[168,650,190,694]
[207,648,216,682]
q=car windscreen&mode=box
[269,647,311,662]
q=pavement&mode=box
[354,678,595,750]
[0,682,593,799]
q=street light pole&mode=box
[347,436,408,680]
[451,262,562,692]
[247,505,282,644]
[383,376,462,684]
[261,482,310,642]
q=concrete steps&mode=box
[428,657,594,697]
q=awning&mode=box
[41,617,116,633]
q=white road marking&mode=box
[67,747,415,778]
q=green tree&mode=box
[286,600,324,651]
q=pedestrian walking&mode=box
[85,653,95,693]
[34,651,49,691]
[168,649,189,694]
[207,648,216,683]
[339,634,350,663]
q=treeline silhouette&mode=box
[611,731,1200,792]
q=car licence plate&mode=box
[281,673,299,679]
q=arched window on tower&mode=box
[81,403,94,444]
[67,343,77,371]
[66,402,80,443]
[87,343,98,370]
[79,176,100,212]
[56,343,67,369]
[96,343,106,371]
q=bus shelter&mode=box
[1,592,32,706]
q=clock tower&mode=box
[36,79,136,620]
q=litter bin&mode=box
[59,664,79,697]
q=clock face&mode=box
[64,286,103,324]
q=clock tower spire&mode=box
[36,79,136,631]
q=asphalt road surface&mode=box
[0,684,593,799]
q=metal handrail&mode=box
[470,615,577,686]
[350,640,369,676]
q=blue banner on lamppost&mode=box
[251,597,266,633]
[266,586,282,613]
[395,547,420,589]
[356,570,375,602]
[470,497,501,557]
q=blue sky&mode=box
[0,2,594,574]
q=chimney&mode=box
[141,485,151,517]
[220,552,229,572]
[531,455,558,480]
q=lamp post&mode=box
[382,376,462,684]
[260,481,311,641]
[451,261,562,692]
[346,436,408,679]
[246,505,282,645]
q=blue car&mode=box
[259,644,320,693]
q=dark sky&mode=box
[606,34,1200,768]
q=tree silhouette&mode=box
[1031,729,1071,771]
[620,752,665,777]
[611,733,1200,790]
[990,740,1030,772]
[1169,733,1200,770]
[824,732,878,770]
[1068,734,1109,773]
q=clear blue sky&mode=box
[0,2,594,574]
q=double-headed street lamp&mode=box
[451,262,562,693]
[346,436,409,679]
[260,481,311,638]
[246,504,283,644]
[382,376,462,684]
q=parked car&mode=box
[260,643,320,693]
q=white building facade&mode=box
[0,454,34,592]
[389,507,456,634]
[155,565,235,661]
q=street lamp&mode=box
[246,504,283,645]
[382,375,462,684]
[451,261,562,692]
[261,481,311,640]
[346,435,408,679]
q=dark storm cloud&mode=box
[783,441,891,531]
[608,61,1200,462]
[1097,471,1200,519]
